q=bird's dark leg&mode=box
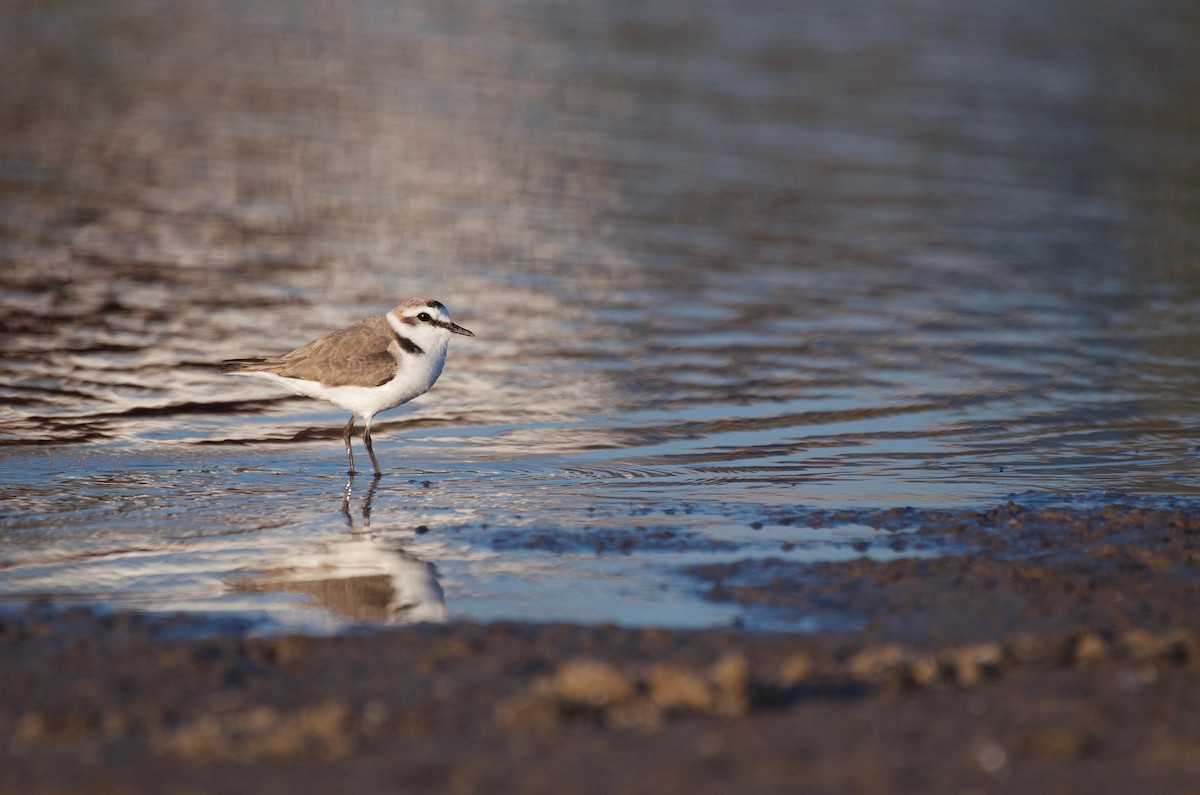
[340,475,355,528]
[363,420,383,477]
[342,415,357,475]
[361,475,380,525]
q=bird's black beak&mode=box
[449,322,475,337]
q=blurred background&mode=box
[0,0,1198,630]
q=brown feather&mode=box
[220,315,399,388]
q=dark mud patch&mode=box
[1,607,1198,794]
[3,501,1199,794]
[689,503,1200,643]
[490,524,738,555]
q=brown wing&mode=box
[223,315,399,387]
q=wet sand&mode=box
[4,502,1197,794]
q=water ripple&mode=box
[1,0,1198,630]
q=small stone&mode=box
[974,740,1008,774]
[952,643,1004,686]
[909,654,941,686]
[848,644,910,682]
[646,665,714,712]
[548,659,636,707]
[709,653,750,715]
[1071,632,1108,665]
[778,652,814,685]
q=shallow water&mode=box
[1,0,1198,632]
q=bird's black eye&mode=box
[417,312,432,322]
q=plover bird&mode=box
[220,298,474,476]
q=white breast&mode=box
[247,341,449,422]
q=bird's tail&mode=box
[219,357,279,374]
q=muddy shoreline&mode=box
[3,502,1197,794]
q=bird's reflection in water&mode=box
[342,474,379,531]
[234,476,446,624]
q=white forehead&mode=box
[398,301,451,320]
[418,304,450,320]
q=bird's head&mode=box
[389,298,474,353]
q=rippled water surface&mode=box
[2,0,1199,632]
